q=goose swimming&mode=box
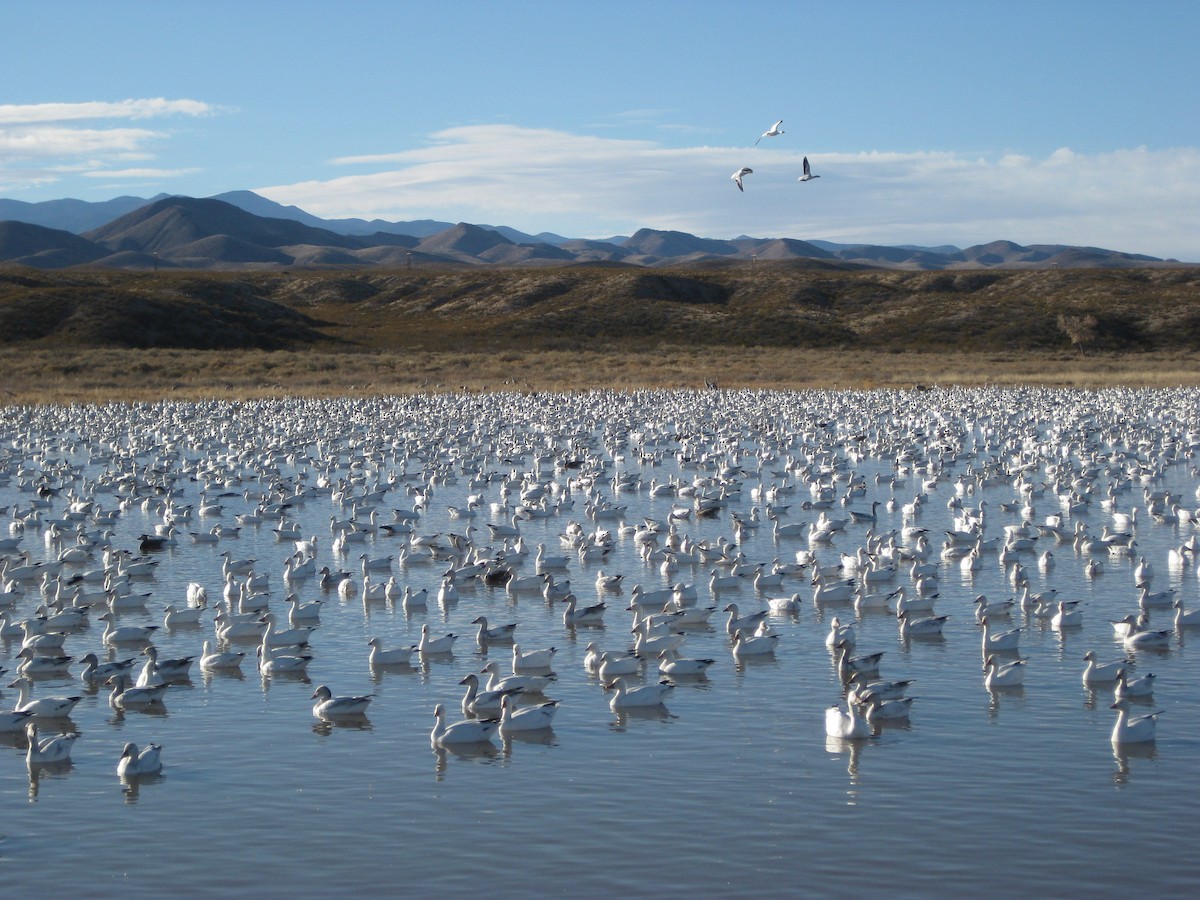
[25,721,77,765]
[117,741,163,777]
[431,703,499,747]
[1110,698,1160,743]
[311,684,373,718]
[499,694,558,733]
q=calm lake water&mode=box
[1,388,1197,897]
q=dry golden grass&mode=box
[3,346,1199,406]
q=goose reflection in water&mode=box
[26,758,73,800]
[609,706,675,731]
[1112,741,1157,785]
[120,770,166,803]
[825,735,865,797]
[433,742,501,781]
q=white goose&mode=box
[107,673,168,708]
[1081,649,1131,685]
[8,676,82,718]
[459,672,522,716]
[605,677,673,710]
[1114,667,1156,699]
[512,643,556,671]
[1110,698,1160,743]
[499,694,558,733]
[983,654,1028,688]
[980,616,1021,653]
[431,703,499,747]
[312,684,373,717]
[117,741,163,777]
[367,637,416,666]
[481,661,556,694]
[825,702,870,739]
[25,721,77,765]
[199,640,245,671]
[419,625,458,655]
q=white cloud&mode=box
[0,97,216,192]
[0,98,213,125]
[81,167,201,179]
[257,125,1200,259]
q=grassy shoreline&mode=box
[3,346,1199,406]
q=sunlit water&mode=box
[1,388,1198,896]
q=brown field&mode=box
[3,346,1200,407]
[2,264,1198,404]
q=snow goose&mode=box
[834,641,882,676]
[499,694,558,733]
[25,721,77,765]
[1123,624,1173,651]
[604,677,673,710]
[980,616,1020,653]
[825,616,857,649]
[1051,601,1084,630]
[472,616,518,644]
[731,629,779,657]
[419,625,458,655]
[563,594,607,626]
[983,654,1028,688]
[755,119,783,145]
[1110,699,1160,744]
[1172,599,1200,627]
[481,661,556,694]
[163,604,203,628]
[98,611,159,645]
[863,694,915,722]
[597,651,641,681]
[312,684,373,718]
[1114,668,1156,699]
[897,609,948,637]
[431,703,499,747]
[797,156,821,182]
[284,593,322,623]
[199,640,245,671]
[8,676,82,718]
[657,648,715,677]
[15,646,74,675]
[1082,650,1132,684]
[117,741,163,777]
[367,637,416,666]
[78,652,136,683]
[107,674,168,708]
[460,673,522,716]
[723,602,768,635]
[512,643,556,671]
[825,702,870,739]
[0,709,34,732]
[731,166,753,192]
[257,643,313,675]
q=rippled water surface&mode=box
[2,388,1198,896]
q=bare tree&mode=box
[1058,312,1100,352]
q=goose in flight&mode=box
[731,166,753,191]
[755,119,784,145]
[798,156,820,182]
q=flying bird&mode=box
[798,156,820,182]
[731,167,753,191]
[755,119,784,145]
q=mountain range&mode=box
[0,191,1184,271]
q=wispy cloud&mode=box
[258,125,1200,259]
[0,98,214,125]
[81,166,201,179]
[0,98,214,191]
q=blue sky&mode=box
[2,1,1198,258]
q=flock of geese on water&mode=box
[2,385,1199,788]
